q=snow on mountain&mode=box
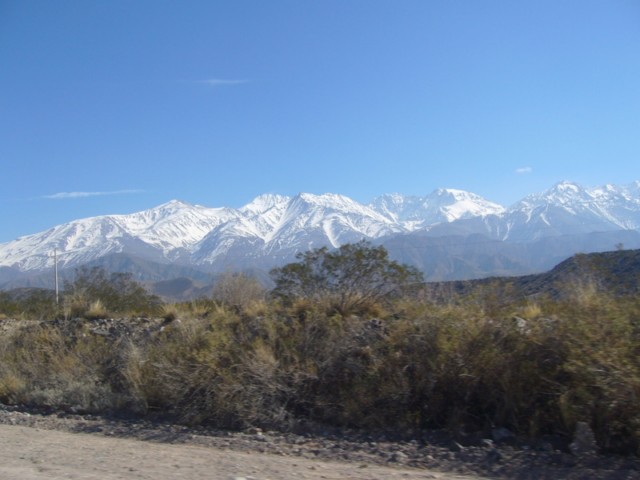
[588,182,640,230]
[369,188,504,230]
[113,200,241,255]
[238,194,291,238]
[192,193,402,267]
[499,181,640,241]
[240,193,291,216]
[191,216,265,267]
[267,193,401,246]
[0,200,240,271]
[1,182,640,276]
[0,217,145,271]
[511,181,597,218]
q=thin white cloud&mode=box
[200,78,249,87]
[515,166,533,174]
[43,189,144,200]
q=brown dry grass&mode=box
[0,285,639,454]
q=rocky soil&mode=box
[0,403,638,479]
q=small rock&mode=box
[449,441,464,452]
[253,433,268,442]
[485,448,502,464]
[481,438,494,448]
[388,451,408,463]
[569,421,598,457]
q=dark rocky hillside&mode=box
[421,248,640,303]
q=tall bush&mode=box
[271,241,423,315]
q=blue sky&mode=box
[1,0,639,242]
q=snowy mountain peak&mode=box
[512,181,588,209]
[280,192,392,228]
[158,199,193,208]
[240,194,290,215]
[432,187,472,198]
[513,181,591,210]
[498,181,640,241]
[370,188,504,228]
[553,180,581,190]
[546,181,587,198]
[374,193,406,204]
[429,189,505,223]
[141,199,203,217]
[293,192,363,209]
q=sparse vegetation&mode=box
[0,246,639,455]
[0,289,57,320]
[63,266,162,318]
[211,271,266,311]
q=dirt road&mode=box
[0,424,484,480]
[1,407,638,479]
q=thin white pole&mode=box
[54,248,59,306]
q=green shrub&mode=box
[271,241,423,316]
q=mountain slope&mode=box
[421,248,640,303]
[0,188,502,275]
[1,181,640,285]
[500,181,640,241]
[0,200,238,272]
[416,181,640,243]
[370,188,504,230]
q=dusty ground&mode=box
[0,406,638,480]
[0,424,484,480]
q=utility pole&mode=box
[50,248,78,308]
[54,247,59,306]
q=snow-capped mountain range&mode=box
[1,181,640,283]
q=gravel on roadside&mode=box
[0,403,638,479]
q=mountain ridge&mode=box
[1,181,640,287]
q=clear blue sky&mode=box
[1,0,639,242]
